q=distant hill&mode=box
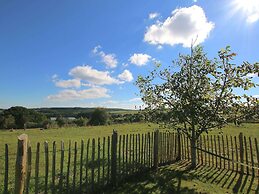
[32,107,137,117]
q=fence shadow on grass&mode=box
[188,163,258,194]
[105,161,199,194]
[106,160,258,194]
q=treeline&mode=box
[0,106,145,130]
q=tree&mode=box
[74,117,87,127]
[0,114,16,129]
[1,106,48,129]
[88,108,109,126]
[136,45,258,168]
[56,115,66,128]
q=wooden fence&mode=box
[1,130,258,193]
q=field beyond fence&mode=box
[1,129,258,193]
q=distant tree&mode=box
[2,106,47,129]
[56,115,66,128]
[88,108,109,126]
[0,114,16,129]
[136,45,258,168]
[74,117,87,127]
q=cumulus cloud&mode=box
[144,5,214,47]
[149,12,159,19]
[92,45,118,68]
[118,70,133,82]
[129,53,151,66]
[69,65,122,85]
[233,0,259,23]
[54,79,81,88]
[246,73,258,78]
[129,97,142,102]
[47,87,110,101]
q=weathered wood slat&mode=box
[91,139,95,193]
[4,144,9,194]
[85,139,90,192]
[226,135,230,170]
[239,133,244,174]
[234,136,239,172]
[15,134,28,194]
[231,136,234,170]
[126,134,129,174]
[118,135,121,181]
[249,137,255,176]
[207,135,210,166]
[25,145,32,194]
[66,141,71,193]
[211,135,214,166]
[122,135,125,178]
[218,136,221,169]
[35,142,40,194]
[51,141,56,194]
[97,138,101,187]
[79,140,84,193]
[102,137,105,187]
[58,141,64,193]
[107,136,110,183]
[243,136,249,174]
[44,141,49,194]
[203,136,207,165]
[72,142,78,193]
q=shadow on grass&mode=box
[105,161,258,194]
[105,161,201,194]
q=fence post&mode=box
[15,134,28,194]
[4,144,9,194]
[111,130,118,187]
[239,133,244,175]
[153,130,159,170]
[176,129,181,161]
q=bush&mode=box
[88,108,109,126]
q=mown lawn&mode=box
[0,122,258,154]
[0,122,258,193]
[106,161,258,194]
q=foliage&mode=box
[0,106,48,129]
[136,45,258,167]
[88,108,109,126]
[56,115,66,128]
[74,117,88,127]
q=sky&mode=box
[0,0,258,109]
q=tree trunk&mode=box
[190,129,197,168]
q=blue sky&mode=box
[0,0,258,109]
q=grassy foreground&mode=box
[0,122,258,156]
[0,122,258,193]
[107,161,258,194]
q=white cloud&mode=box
[233,0,259,23]
[129,53,151,66]
[69,65,122,85]
[54,79,81,88]
[246,73,258,78]
[129,97,142,102]
[118,69,133,82]
[144,5,214,47]
[253,95,259,98]
[47,87,110,101]
[92,46,118,68]
[149,12,159,20]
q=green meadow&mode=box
[0,122,258,193]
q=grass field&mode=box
[107,161,258,194]
[0,122,258,193]
[0,122,258,154]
